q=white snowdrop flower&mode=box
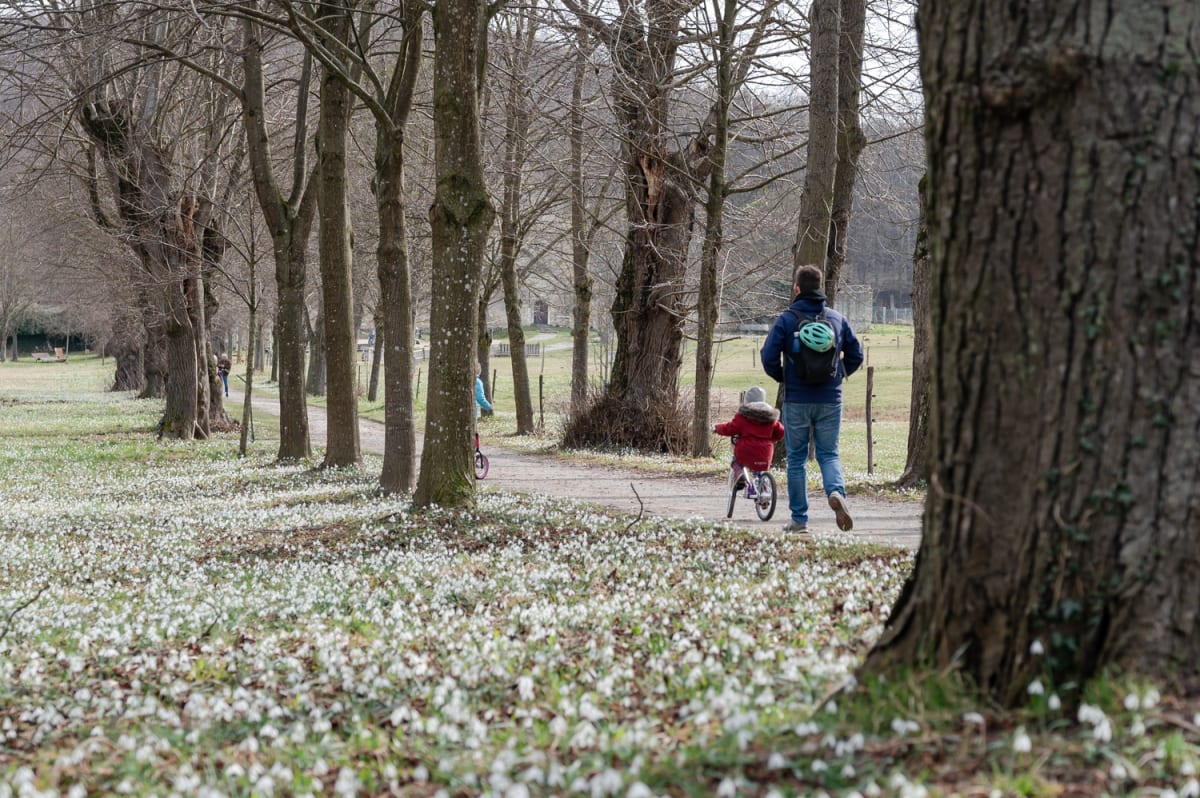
[67,786,87,798]
[766,752,786,770]
[811,759,828,773]
[716,778,737,797]
[1182,761,1197,776]
[517,676,535,702]
[1029,640,1044,656]
[1123,694,1140,712]
[1161,790,1178,798]
[591,769,622,797]
[863,783,882,798]
[1078,704,1106,726]
[1093,717,1113,742]
[259,723,278,739]
[824,700,837,714]
[238,736,259,753]
[1012,728,1032,754]
[626,783,654,798]
[505,784,530,798]
[549,716,568,737]
[765,791,785,798]
[255,775,276,797]
[1142,689,1160,709]
[1130,717,1146,737]
[225,763,245,779]
[334,767,361,796]
[1048,694,1062,711]
[413,766,429,783]
[1027,679,1044,696]
[842,764,857,779]
[1110,763,1127,781]
[1179,778,1199,798]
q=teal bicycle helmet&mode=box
[797,320,835,352]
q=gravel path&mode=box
[232,388,923,549]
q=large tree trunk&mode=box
[306,307,326,397]
[367,308,382,403]
[567,32,594,415]
[413,0,495,509]
[866,0,1200,702]
[315,2,361,469]
[496,12,537,434]
[691,0,740,459]
[896,174,930,488]
[376,127,419,493]
[823,0,866,304]
[792,0,840,273]
[79,100,195,434]
[110,301,145,393]
[241,16,316,461]
[562,0,708,453]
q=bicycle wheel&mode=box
[474,450,489,480]
[754,473,776,521]
[726,481,738,518]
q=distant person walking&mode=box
[474,363,492,420]
[760,264,864,534]
[217,352,232,398]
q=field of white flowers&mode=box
[2,371,1198,797]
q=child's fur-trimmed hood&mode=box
[738,401,779,424]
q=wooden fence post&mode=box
[866,365,875,475]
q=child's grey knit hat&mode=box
[744,385,766,404]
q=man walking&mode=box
[761,264,864,533]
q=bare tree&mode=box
[561,0,719,452]
[238,9,318,460]
[867,0,1200,701]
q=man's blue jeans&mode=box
[783,402,846,525]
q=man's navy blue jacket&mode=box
[760,293,864,404]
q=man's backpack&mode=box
[785,309,839,384]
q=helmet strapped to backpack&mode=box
[785,308,839,384]
[797,319,835,352]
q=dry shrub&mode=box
[561,389,691,454]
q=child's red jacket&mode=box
[714,402,785,470]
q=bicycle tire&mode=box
[726,481,738,518]
[754,473,777,521]
[474,451,489,480]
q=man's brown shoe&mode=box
[828,492,853,531]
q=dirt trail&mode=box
[232,389,923,549]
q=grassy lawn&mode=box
[2,361,1198,797]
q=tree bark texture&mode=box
[414,0,496,509]
[315,2,361,469]
[897,174,930,488]
[792,0,840,274]
[306,307,327,397]
[367,308,382,403]
[824,0,866,303]
[376,58,421,493]
[866,1,1200,701]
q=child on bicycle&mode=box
[714,385,784,493]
